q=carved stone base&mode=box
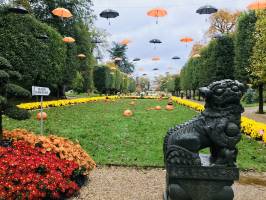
[164,155,239,200]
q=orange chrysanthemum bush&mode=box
[3,129,96,172]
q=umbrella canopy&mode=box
[8,6,29,14]
[153,68,159,71]
[247,1,266,10]
[196,5,218,14]
[120,39,132,45]
[138,67,144,72]
[52,8,73,18]
[133,58,141,61]
[100,9,119,25]
[114,57,123,61]
[180,37,193,43]
[142,73,147,76]
[63,37,75,43]
[91,39,103,44]
[147,8,167,24]
[152,56,160,61]
[149,39,162,44]
[172,56,180,60]
[77,54,86,59]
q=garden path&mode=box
[72,166,266,200]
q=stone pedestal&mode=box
[164,155,239,200]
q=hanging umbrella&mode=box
[247,1,266,10]
[152,56,160,61]
[52,8,73,19]
[120,39,132,46]
[172,56,180,60]
[100,9,119,25]
[91,39,103,44]
[149,39,162,49]
[142,73,147,76]
[153,68,159,71]
[63,37,75,43]
[114,57,123,61]
[196,5,218,15]
[138,67,144,72]
[77,54,86,59]
[147,8,167,24]
[180,37,193,47]
[8,5,29,14]
[133,58,141,61]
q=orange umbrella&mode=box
[52,8,73,19]
[152,56,160,61]
[120,39,132,45]
[63,37,75,43]
[180,37,193,47]
[247,1,266,10]
[77,54,86,59]
[147,8,167,24]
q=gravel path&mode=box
[72,166,266,200]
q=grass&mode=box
[3,99,266,171]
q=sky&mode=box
[92,0,253,79]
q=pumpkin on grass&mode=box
[123,109,133,117]
[37,112,47,120]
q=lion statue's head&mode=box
[199,80,245,113]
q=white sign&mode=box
[32,86,50,96]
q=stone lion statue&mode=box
[164,79,245,167]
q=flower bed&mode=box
[3,129,96,172]
[172,97,266,143]
[0,140,83,199]
[17,96,119,110]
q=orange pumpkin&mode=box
[37,112,47,120]
[166,105,174,111]
[123,109,133,117]
[155,106,161,110]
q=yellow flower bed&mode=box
[172,97,266,143]
[17,96,119,110]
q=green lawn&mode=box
[3,99,266,171]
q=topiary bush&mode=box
[0,56,31,139]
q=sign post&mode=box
[32,86,50,134]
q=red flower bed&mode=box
[0,141,83,199]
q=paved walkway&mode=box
[72,166,266,200]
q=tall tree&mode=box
[250,10,266,114]
[207,9,240,37]
[0,57,30,139]
[234,11,257,85]
[108,42,135,74]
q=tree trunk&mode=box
[0,113,3,140]
[198,89,201,101]
[258,84,264,114]
[193,90,196,100]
